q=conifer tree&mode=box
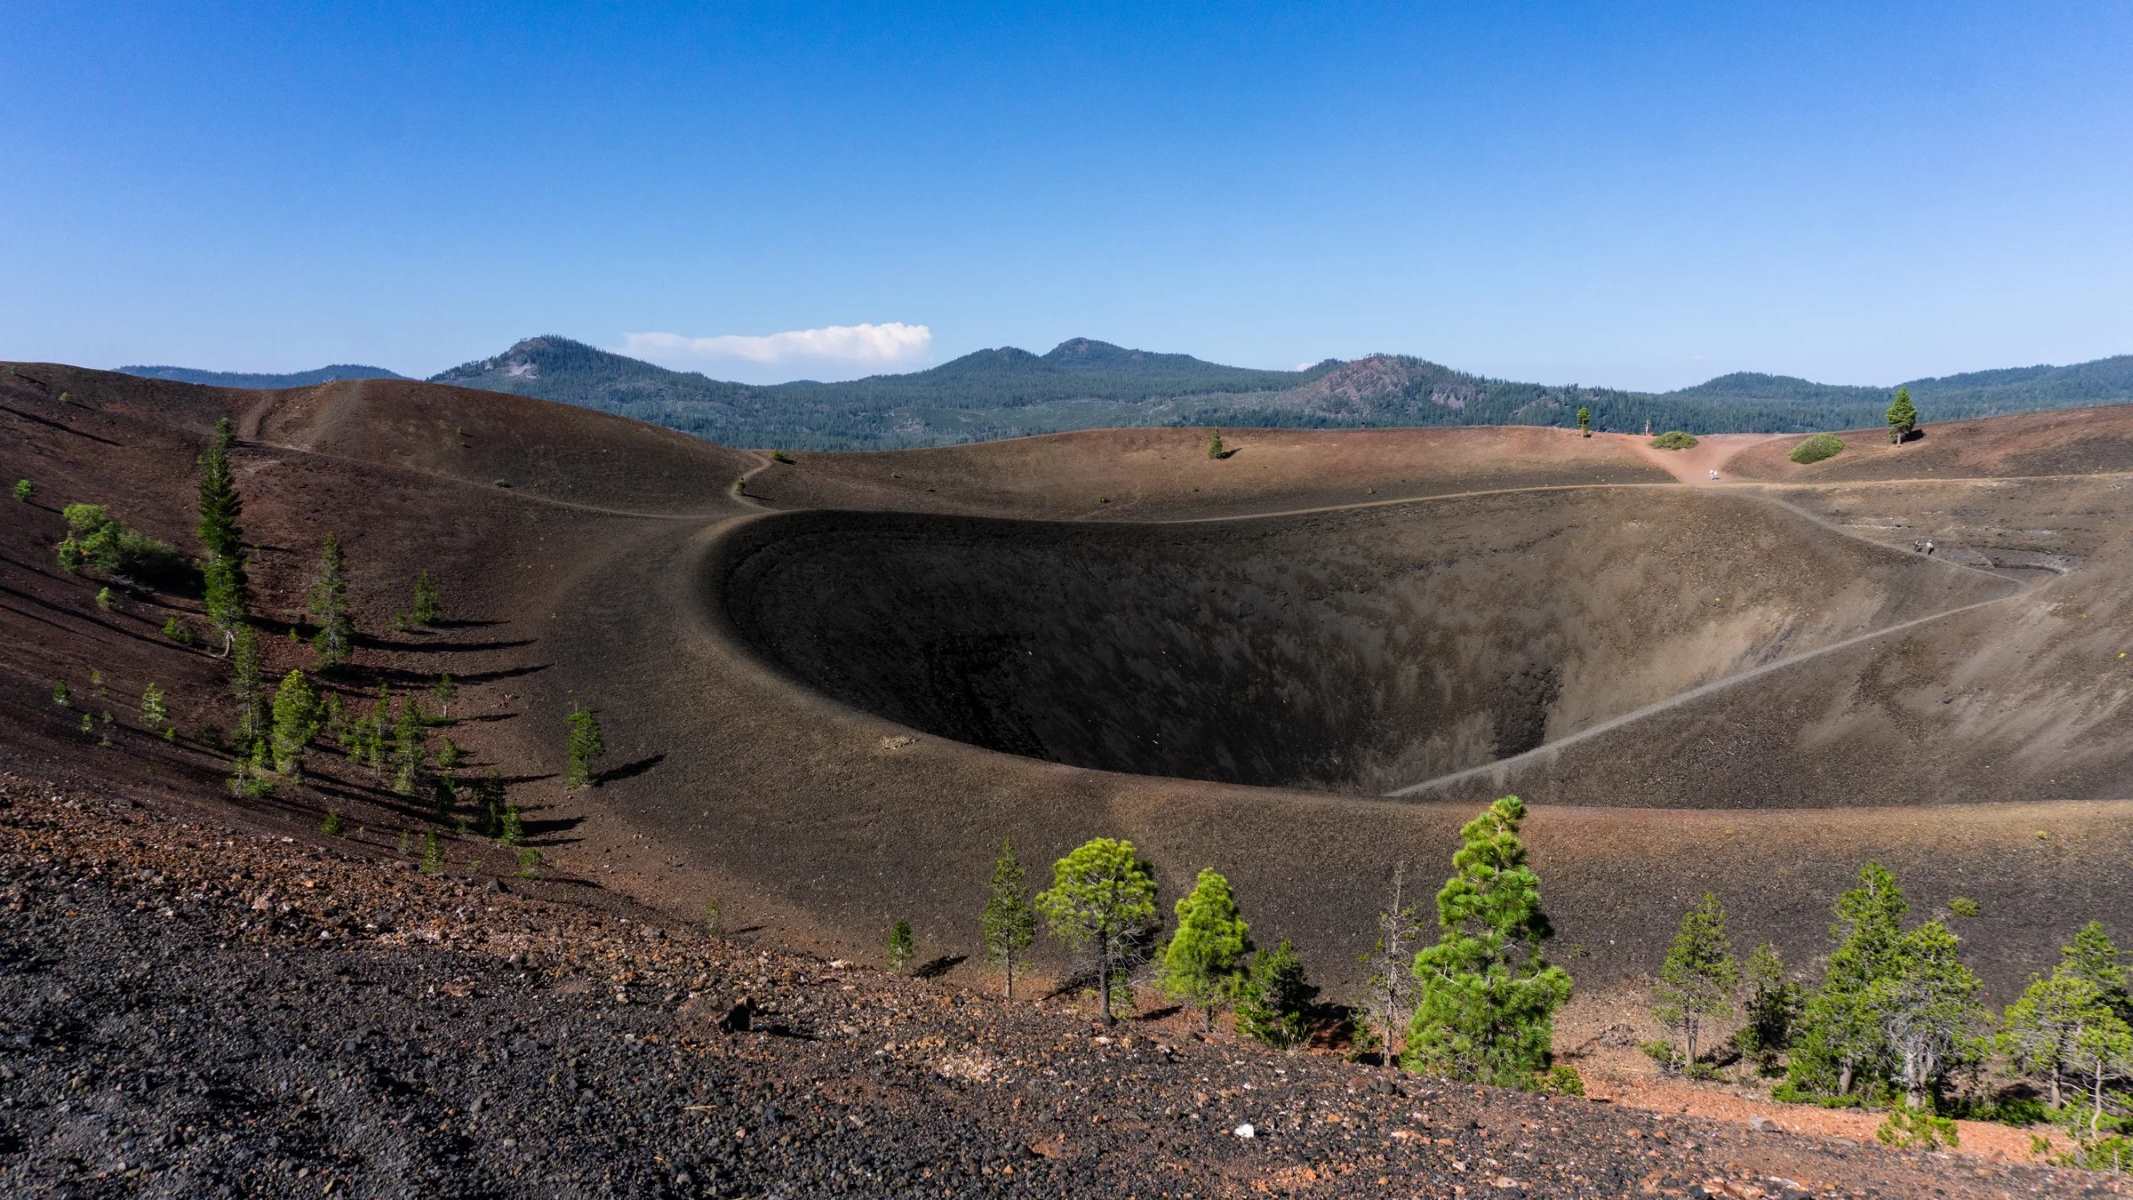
[2070,1012,2133,1134]
[139,682,168,734]
[432,673,456,718]
[1360,861,1427,1065]
[1577,406,1592,437]
[228,625,265,746]
[1873,920,1984,1109]
[1787,862,1909,1099]
[2063,921,2132,1023]
[1886,387,1918,444]
[564,703,604,788]
[410,569,442,626]
[1654,892,1739,1069]
[1035,837,1159,1024]
[2003,923,2133,1112]
[1405,796,1572,1086]
[1235,938,1318,1051]
[196,418,250,632]
[2004,970,2104,1109]
[197,418,243,558]
[306,533,354,669]
[979,839,1037,999]
[1160,868,1251,1030]
[269,668,317,774]
[887,919,915,973]
[1738,942,1802,1071]
[391,696,426,794]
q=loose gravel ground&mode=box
[4,775,2125,1199]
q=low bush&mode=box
[1640,1039,1682,1073]
[55,503,191,587]
[1540,1064,1586,1096]
[1788,432,1845,464]
[1876,1103,1959,1150]
[1949,896,1982,918]
[1650,430,1699,450]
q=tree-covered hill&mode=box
[118,364,408,388]
[128,336,2133,450]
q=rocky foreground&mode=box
[1,776,2122,1199]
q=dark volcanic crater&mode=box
[714,489,2008,793]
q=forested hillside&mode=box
[126,337,2133,450]
[118,364,408,388]
[429,337,2133,449]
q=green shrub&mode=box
[161,616,195,645]
[55,503,190,585]
[1949,896,1981,918]
[1541,1064,1586,1096]
[516,846,542,877]
[1649,431,1699,450]
[770,450,795,464]
[12,479,31,503]
[1876,1103,1959,1149]
[94,586,114,611]
[1686,1061,1723,1082]
[52,681,69,708]
[1788,433,1845,464]
[2060,1134,2132,1172]
[1640,1039,1682,1072]
[320,810,344,836]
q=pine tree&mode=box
[1873,920,1984,1109]
[1360,861,1427,1066]
[269,669,317,775]
[1738,942,1802,1072]
[1034,837,1159,1024]
[1787,862,1909,1099]
[2003,923,2133,1112]
[201,552,249,634]
[410,569,442,626]
[979,839,1037,999]
[419,831,443,875]
[1405,796,1572,1087]
[887,919,915,973]
[564,704,604,789]
[1886,387,1919,444]
[1207,430,1226,460]
[228,625,265,746]
[1577,406,1592,437]
[1159,868,1251,1030]
[139,682,168,734]
[1654,893,1739,1069]
[432,673,456,718]
[1235,938,1318,1051]
[391,696,426,795]
[306,533,354,669]
[2003,970,2105,1109]
[196,418,250,632]
[196,418,243,559]
[2063,921,2132,1023]
[2070,1013,2133,1134]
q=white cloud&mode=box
[620,322,932,376]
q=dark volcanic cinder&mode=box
[715,492,2005,792]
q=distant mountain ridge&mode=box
[118,363,408,388]
[126,337,2133,451]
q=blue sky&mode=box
[4,2,2128,388]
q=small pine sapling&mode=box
[12,479,30,503]
[564,703,604,789]
[888,919,916,973]
[419,831,444,875]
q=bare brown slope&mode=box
[1725,403,2133,482]
[749,424,1673,518]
